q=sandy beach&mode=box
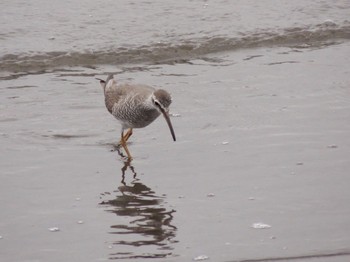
[1,40,350,261]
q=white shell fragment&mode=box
[48,227,60,232]
[193,255,209,261]
[251,223,271,229]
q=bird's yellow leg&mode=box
[123,128,133,142]
[120,130,132,160]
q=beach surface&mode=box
[1,40,350,261]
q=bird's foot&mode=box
[115,141,133,161]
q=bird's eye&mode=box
[154,100,160,107]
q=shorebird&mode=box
[97,74,176,159]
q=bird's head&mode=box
[151,89,176,142]
[152,89,172,111]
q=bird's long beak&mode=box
[161,109,176,142]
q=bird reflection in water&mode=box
[100,153,178,259]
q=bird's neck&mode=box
[144,94,155,108]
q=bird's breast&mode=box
[112,102,160,129]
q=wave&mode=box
[1,21,349,73]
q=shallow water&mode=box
[1,1,350,261]
[1,42,350,261]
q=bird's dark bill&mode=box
[162,111,176,142]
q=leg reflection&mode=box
[120,159,136,185]
[100,158,178,259]
[114,145,137,184]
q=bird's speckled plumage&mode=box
[98,74,176,159]
[104,79,171,129]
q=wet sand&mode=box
[1,43,350,261]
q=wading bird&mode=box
[97,74,176,159]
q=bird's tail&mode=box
[105,74,114,85]
[105,74,116,91]
[96,74,115,91]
